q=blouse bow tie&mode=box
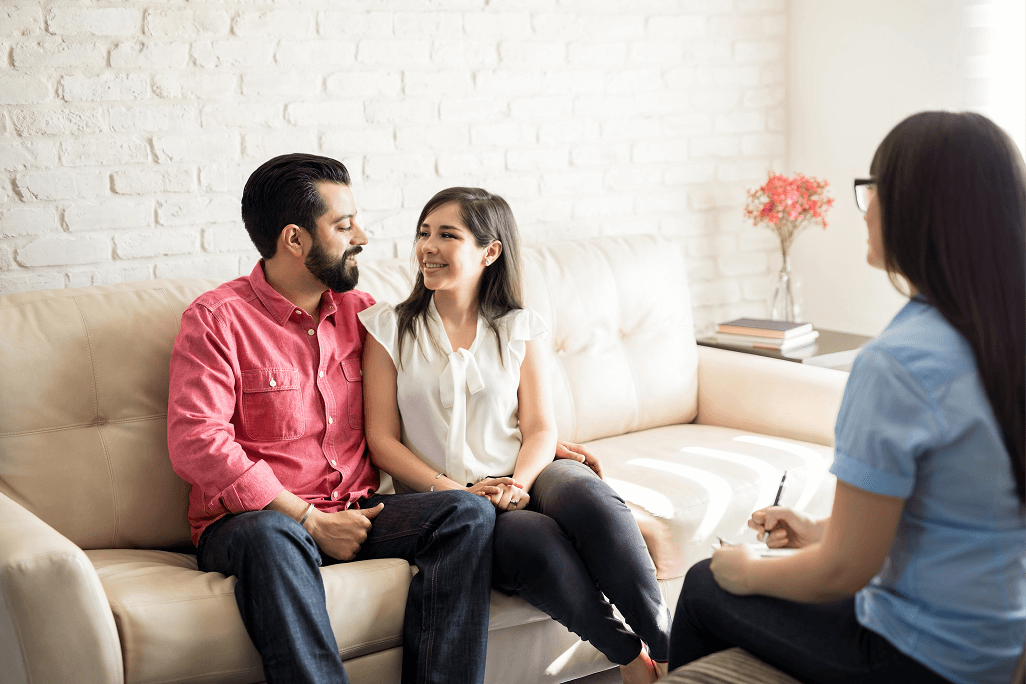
[439,348,485,486]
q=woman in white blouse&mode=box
[361,187,670,684]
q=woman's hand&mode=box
[709,544,758,595]
[466,478,528,512]
[555,440,604,479]
[748,506,822,548]
[494,483,529,513]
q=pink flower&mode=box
[743,171,835,255]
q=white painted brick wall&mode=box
[0,0,790,332]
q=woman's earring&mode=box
[485,258,492,266]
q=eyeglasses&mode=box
[853,179,874,213]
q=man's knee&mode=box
[224,510,319,563]
[435,489,496,540]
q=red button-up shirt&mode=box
[168,262,379,545]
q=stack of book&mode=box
[712,318,819,352]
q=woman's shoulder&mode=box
[357,301,400,341]
[859,300,976,395]
[494,306,548,336]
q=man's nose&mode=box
[351,220,369,246]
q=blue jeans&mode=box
[197,490,495,684]
[492,459,671,664]
[669,559,955,683]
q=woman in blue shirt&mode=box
[668,111,1025,684]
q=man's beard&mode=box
[305,236,361,293]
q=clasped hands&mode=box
[468,478,528,512]
[467,439,605,513]
[709,505,821,596]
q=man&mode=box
[167,154,497,684]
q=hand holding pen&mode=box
[747,472,824,548]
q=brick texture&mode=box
[0,1,788,331]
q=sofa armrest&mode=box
[694,346,849,447]
[0,492,124,684]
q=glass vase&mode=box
[769,256,803,322]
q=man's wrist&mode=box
[299,503,315,528]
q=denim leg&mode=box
[669,559,955,684]
[355,490,495,684]
[493,459,670,664]
[197,510,348,684]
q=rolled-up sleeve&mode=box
[167,305,284,517]
[830,347,943,499]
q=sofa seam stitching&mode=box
[71,298,121,549]
[534,246,578,439]
[599,240,643,433]
[0,414,167,439]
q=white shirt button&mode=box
[307,329,315,336]
[330,460,337,466]
[327,416,333,425]
[332,491,339,499]
[318,370,324,377]
[295,309,302,315]
[269,378,276,387]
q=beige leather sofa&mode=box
[0,235,847,684]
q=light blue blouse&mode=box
[831,297,1025,684]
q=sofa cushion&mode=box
[87,550,411,684]
[0,280,217,551]
[588,424,836,580]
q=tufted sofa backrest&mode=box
[0,235,696,550]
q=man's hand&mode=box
[305,502,384,561]
[555,440,604,479]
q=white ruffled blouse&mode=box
[359,298,548,488]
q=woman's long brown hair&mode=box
[871,111,1025,504]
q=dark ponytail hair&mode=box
[871,111,1025,504]
[395,187,524,364]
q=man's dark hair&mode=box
[241,153,351,259]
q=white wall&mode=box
[0,0,793,336]
[787,0,972,336]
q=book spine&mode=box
[715,325,786,338]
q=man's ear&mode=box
[277,224,306,258]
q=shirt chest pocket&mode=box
[240,368,305,441]
[341,357,363,430]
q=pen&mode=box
[772,471,787,507]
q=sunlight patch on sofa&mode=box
[620,460,732,540]
[732,436,829,509]
[680,446,780,504]
[605,478,675,519]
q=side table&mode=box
[696,328,873,371]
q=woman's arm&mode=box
[512,338,558,492]
[362,335,467,492]
[711,480,904,603]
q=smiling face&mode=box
[415,201,497,297]
[305,181,367,292]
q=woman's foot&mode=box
[619,648,661,683]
